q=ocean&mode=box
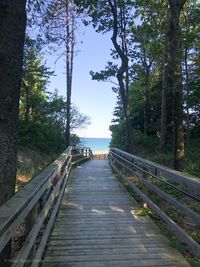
[80,137,111,153]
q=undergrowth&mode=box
[114,170,200,267]
[16,145,59,191]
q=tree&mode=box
[108,0,200,173]
[76,0,134,152]
[0,0,27,261]
[65,0,75,146]
[39,0,76,146]
[132,0,169,149]
[0,1,27,207]
[168,0,186,170]
[19,44,91,152]
[20,43,53,122]
[181,0,200,145]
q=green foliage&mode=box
[184,139,200,177]
[150,152,173,168]
[133,130,158,149]
[19,39,90,153]
[109,120,127,150]
[19,119,65,152]
[135,207,152,216]
[70,134,81,147]
[90,62,118,83]
[105,0,200,176]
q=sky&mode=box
[47,24,117,138]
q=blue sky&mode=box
[47,24,117,138]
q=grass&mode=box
[16,145,59,191]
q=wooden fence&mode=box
[109,147,200,258]
[0,147,92,267]
[93,153,108,160]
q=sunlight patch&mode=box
[110,206,124,213]
[91,208,106,215]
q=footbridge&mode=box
[0,147,200,266]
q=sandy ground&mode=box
[93,150,109,155]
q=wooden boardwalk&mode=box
[42,160,190,267]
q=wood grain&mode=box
[42,160,190,267]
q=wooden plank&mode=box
[42,160,190,267]
[0,147,91,266]
[43,252,188,263]
[41,262,182,267]
[47,237,170,247]
[44,243,173,250]
[31,172,70,267]
[44,246,178,256]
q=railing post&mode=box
[142,167,149,209]
[26,203,38,262]
[143,167,148,179]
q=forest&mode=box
[0,0,200,202]
[0,0,200,266]
[76,0,200,175]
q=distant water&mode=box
[80,137,111,153]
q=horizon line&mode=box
[79,136,111,139]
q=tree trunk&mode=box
[0,0,27,205]
[184,47,190,146]
[143,66,150,135]
[183,9,190,147]
[65,0,71,147]
[109,0,133,152]
[0,0,26,262]
[168,0,186,171]
[65,0,75,147]
[160,52,168,151]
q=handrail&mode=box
[110,148,200,192]
[111,149,200,202]
[88,148,94,159]
[109,147,200,258]
[0,146,91,266]
[72,146,94,159]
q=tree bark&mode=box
[143,62,150,136]
[160,8,170,151]
[182,7,191,147]
[184,47,190,146]
[0,0,26,262]
[168,0,186,170]
[65,0,75,147]
[0,0,27,206]
[65,0,71,146]
[160,52,168,151]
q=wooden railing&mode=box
[0,146,92,266]
[93,153,108,160]
[109,147,200,258]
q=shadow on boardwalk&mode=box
[43,160,190,267]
